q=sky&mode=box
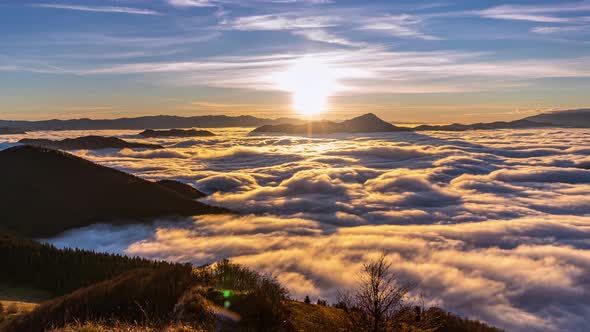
[1,0,590,122]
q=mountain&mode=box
[252,113,410,134]
[0,127,26,135]
[523,109,590,127]
[413,119,556,131]
[19,136,163,150]
[0,145,228,237]
[252,111,589,135]
[140,128,216,138]
[156,179,207,199]
[0,115,305,131]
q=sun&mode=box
[273,56,339,117]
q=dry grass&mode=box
[48,321,208,332]
[1,300,38,315]
[286,300,352,332]
[0,282,53,303]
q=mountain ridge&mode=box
[0,145,228,237]
[19,136,163,150]
[0,115,305,131]
[252,113,411,134]
[252,109,590,134]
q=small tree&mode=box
[340,253,414,332]
[304,295,311,304]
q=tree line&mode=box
[0,231,173,296]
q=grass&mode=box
[1,301,38,314]
[0,283,47,324]
[47,322,207,332]
[286,300,352,332]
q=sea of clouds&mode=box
[3,127,590,331]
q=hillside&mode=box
[0,145,228,237]
[0,233,503,332]
[157,179,207,199]
[19,136,163,150]
[523,108,590,127]
[0,242,504,332]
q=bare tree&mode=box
[341,253,414,332]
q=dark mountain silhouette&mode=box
[413,119,556,131]
[140,128,216,138]
[156,179,207,199]
[252,112,583,134]
[252,113,410,134]
[0,145,228,237]
[19,136,163,150]
[1,109,587,133]
[0,115,305,131]
[523,108,590,127]
[0,127,26,135]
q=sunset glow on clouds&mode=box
[1,1,589,121]
[6,127,585,331]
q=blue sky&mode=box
[1,0,589,122]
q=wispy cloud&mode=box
[531,25,588,34]
[32,4,161,15]
[166,0,214,8]
[42,47,590,94]
[222,14,338,30]
[292,29,364,47]
[476,1,590,23]
[358,14,441,41]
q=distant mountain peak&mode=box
[351,113,381,120]
[252,113,408,134]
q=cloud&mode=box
[292,29,364,47]
[47,214,590,332]
[358,14,441,40]
[491,168,590,184]
[531,26,588,34]
[166,0,215,7]
[31,4,161,15]
[222,14,338,31]
[20,127,590,332]
[475,2,590,23]
[25,45,589,94]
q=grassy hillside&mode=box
[1,233,503,332]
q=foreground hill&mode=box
[523,108,590,127]
[140,128,216,138]
[0,145,227,237]
[0,115,305,131]
[19,136,162,150]
[252,113,410,134]
[0,234,503,332]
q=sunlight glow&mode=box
[273,56,340,117]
